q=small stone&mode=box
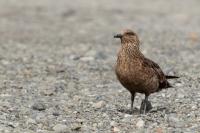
[54,82,66,92]
[177,93,185,98]
[113,127,120,132]
[155,127,163,133]
[55,65,66,73]
[26,118,36,124]
[41,88,54,96]
[92,101,106,109]
[189,32,198,42]
[67,81,76,90]
[71,123,81,131]
[191,105,197,110]
[69,55,80,60]
[32,102,46,111]
[98,122,103,127]
[161,93,165,97]
[136,119,145,128]
[80,56,94,61]
[96,84,105,88]
[53,112,60,116]
[124,114,132,118]
[175,83,183,87]
[95,51,107,59]
[1,60,10,65]
[73,95,81,101]
[168,114,184,128]
[53,124,68,132]
[110,121,117,126]
[92,123,97,127]
[8,122,18,128]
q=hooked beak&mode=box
[114,34,122,38]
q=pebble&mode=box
[177,93,185,98]
[122,114,132,122]
[67,81,76,90]
[161,93,166,97]
[110,121,117,126]
[26,118,37,124]
[92,101,106,109]
[155,127,163,133]
[53,124,69,133]
[41,88,54,96]
[95,51,107,59]
[55,65,66,73]
[124,114,132,118]
[1,60,10,65]
[191,105,197,110]
[113,127,120,132]
[53,112,60,116]
[71,123,81,131]
[69,55,80,60]
[168,114,185,128]
[136,119,145,128]
[32,102,46,111]
[80,56,94,61]
[73,95,81,101]
[175,83,183,87]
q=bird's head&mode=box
[114,29,140,45]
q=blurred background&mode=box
[0,0,199,132]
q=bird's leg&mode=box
[140,95,152,114]
[140,96,147,114]
[143,95,148,114]
[131,92,135,113]
[146,98,152,112]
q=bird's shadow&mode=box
[117,107,139,115]
[117,106,170,115]
[149,106,169,113]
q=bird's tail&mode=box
[165,75,179,79]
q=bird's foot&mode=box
[140,100,152,114]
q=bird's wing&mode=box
[142,57,170,88]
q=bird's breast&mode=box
[115,53,141,85]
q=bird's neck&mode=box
[121,43,143,58]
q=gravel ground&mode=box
[0,0,200,132]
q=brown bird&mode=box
[114,29,179,114]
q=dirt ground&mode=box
[0,0,200,132]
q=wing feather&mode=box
[142,58,171,89]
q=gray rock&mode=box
[92,101,106,109]
[71,123,81,131]
[32,102,46,111]
[53,124,70,133]
[110,121,117,126]
[26,118,37,124]
[95,51,107,59]
[80,56,94,61]
[177,93,185,98]
[112,126,120,132]
[136,119,145,128]
[168,114,185,128]
[41,88,55,96]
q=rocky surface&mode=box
[0,0,200,132]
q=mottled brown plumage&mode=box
[114,29,178,114]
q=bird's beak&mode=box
[114,34,122,38]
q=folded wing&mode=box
[142,58,174,90]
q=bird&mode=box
[114,29,179,114]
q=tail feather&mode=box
[165,75,179,79]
